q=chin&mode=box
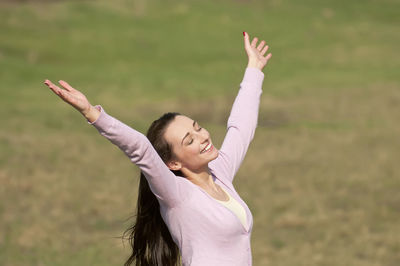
[208,149,219,162]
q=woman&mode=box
[44,31,271,266]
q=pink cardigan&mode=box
[88,67,264,265]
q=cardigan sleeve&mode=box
[210,67,264,183]
[87,105,189,208]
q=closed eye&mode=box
[184,121,202,145]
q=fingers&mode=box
[243,31,251,49]
[244,32,267,51]
[265,53,272,61]
[260,44,269,56]
[44,79,62,95]
[59,80,78,93]
[251,36,258,48]
[257,40,265,51]
[248,34,267,52]
[44,79,71,100]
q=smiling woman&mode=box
[163,115,219,175]
[44,31,271,266]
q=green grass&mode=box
[1,0,399,265]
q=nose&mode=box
[193,128,208,141]
[199,129,209,143]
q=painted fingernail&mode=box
[243,32,246,36]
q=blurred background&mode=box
[0,0,399,265]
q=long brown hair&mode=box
[123,112,182,266]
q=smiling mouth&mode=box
[201,142,213,154]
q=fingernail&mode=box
[243,32,246,36]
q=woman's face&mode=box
[163,115,219,171]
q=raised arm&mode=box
[210,32,271,183]
[87,105,188,208]
[44,80,188,208]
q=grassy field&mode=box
[1,0,399,265]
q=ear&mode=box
[167,160,182,171]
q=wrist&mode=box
[81,105,93,117]
[247,60,264,70]
[82,105,100,123]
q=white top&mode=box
[215,186,248,229]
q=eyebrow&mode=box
[181,120,197,145]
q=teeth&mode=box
[202,143,212,153]
[205,143,211,150]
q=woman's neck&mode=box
[181,167,218,191]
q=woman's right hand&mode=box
[44,79,93,116]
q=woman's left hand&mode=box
[243,32,272,70]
